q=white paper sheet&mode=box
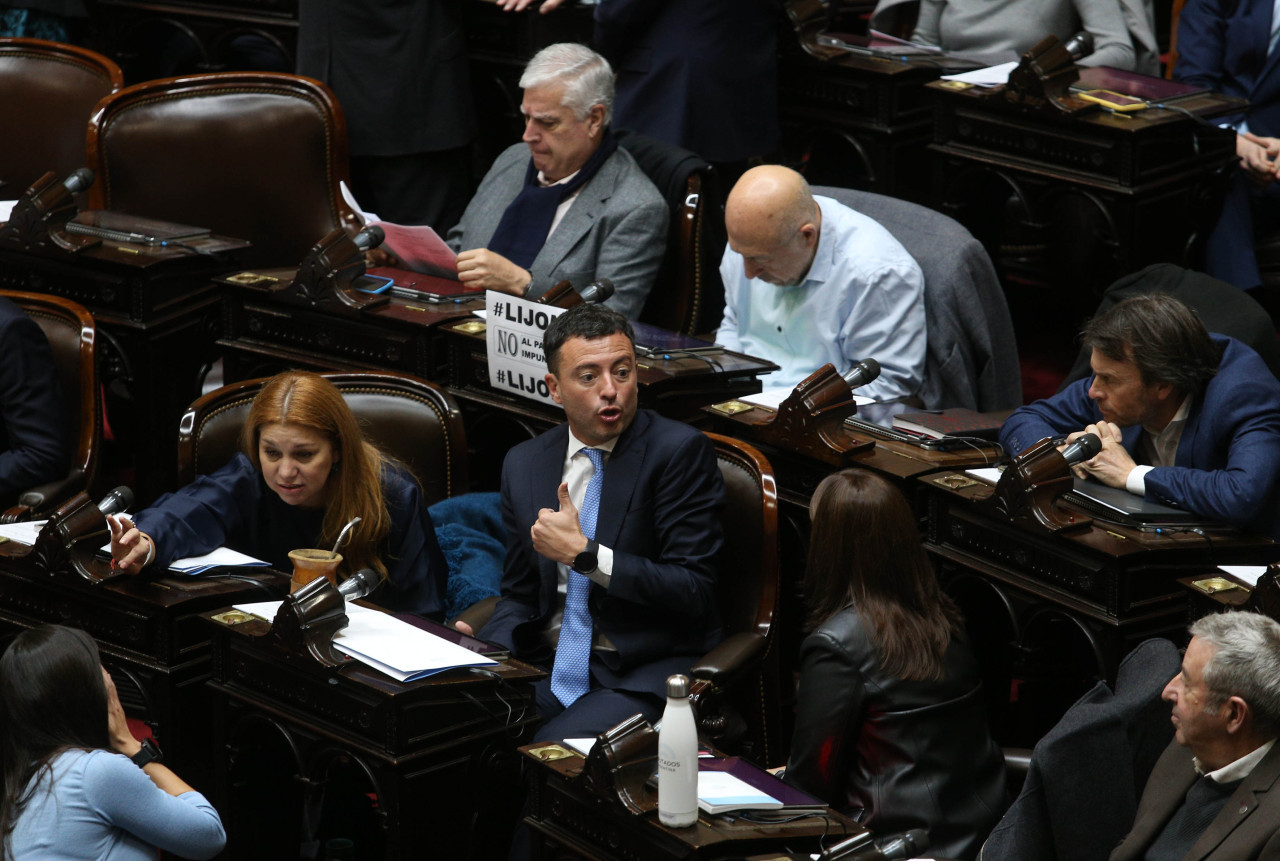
[740,387,874,411]
[233,600,497,681]
[942,61,1019,86]
[0,519,46,546]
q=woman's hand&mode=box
[106,515,154,575]
[103,667,142,758]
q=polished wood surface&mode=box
[521,742,866,861]
[205,606,544,859]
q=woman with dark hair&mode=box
[0,625,224,859]
[784,470,1005,859]
[106,371,448,617]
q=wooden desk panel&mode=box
[206,610,544,859]
[522,744,865,861]
[919,470,1278,744]
[0,538,287,794]
[928,82,1243,297]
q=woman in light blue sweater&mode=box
[0,625,225,860]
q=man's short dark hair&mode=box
[544,303,635,375]
[1081,293,1221,397]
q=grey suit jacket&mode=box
[446,142,668,320]
[1110,740,1280,861]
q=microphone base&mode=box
[988,438,1093,533]
[736,364,875,466]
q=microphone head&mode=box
[97,486,135,516]
[354,224,385,251]
[841,357,882,390]
[1061,432,1102,465]
[63,167,94,194]
[874,828,930,859]
[580,278,615,303]
[338,568,380,601]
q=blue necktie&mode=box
[551,448,605,708]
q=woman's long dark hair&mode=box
[805,470,964,681]
[0,625,110,856]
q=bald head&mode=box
[725,166,822,287]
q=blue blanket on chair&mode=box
[427,492,504,620]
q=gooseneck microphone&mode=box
[874,828,930,860]
[1061,432,1102,466]
[842,358,881,391]
[63,167,94,195]
[338,568,380,601]
[353,224,385,251]
[97,486,135,516]
[578,278,615,304]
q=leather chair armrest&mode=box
[449,595,499,636]
[689,632,768,687]
[1004,746,1034,792]
[2,471,85,523]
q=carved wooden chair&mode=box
[177,372,466,506]
[618,130,725,336]
[0,291,99,523]
[688,432,781,762]
[0,38,121,197]
[86,72,359,269]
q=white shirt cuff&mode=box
[587,545,614,589]
[1126,465,1153,496]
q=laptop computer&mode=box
[1066,478,1220,528]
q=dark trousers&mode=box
[348,146,472,235]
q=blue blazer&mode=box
[1174,0,1280,136]
[593,0,781,163]
[481,409,725,699]
[1000,336,1280,539]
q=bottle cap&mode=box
[666,673,690,698]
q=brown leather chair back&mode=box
[0,291,98,521]
[177,372,466,506]
[619,131,725,335]
[696,433,780,761]
[86,72,358,269]
[707,432,779,642]
[0,38,121,196]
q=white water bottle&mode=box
[658,673,699,827]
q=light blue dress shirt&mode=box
[716,195,927,400]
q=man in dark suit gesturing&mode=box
[1111,611,1280,860]
[477,303,725,741]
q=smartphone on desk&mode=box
[1077,89,1147,112]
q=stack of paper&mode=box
[233,600,498,682]
[95,541,270,575]
[0,520,46,546]
[697,772,782,814]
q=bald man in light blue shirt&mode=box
[716,166,926,401]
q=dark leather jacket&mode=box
[785,607,1006,859]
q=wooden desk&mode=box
[777,15,968,200]
[521,743,865,861]
[919,470,1278,744]
[215,267,481,382]
[927,81,1244,298]
[0,236,249,504]
[204,607,544,859]
[0,534,287,794]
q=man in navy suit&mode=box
[477,303,725,741]
[1173,0,1280,297]
[1000,293,1280,539]
[0,295,68,508]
